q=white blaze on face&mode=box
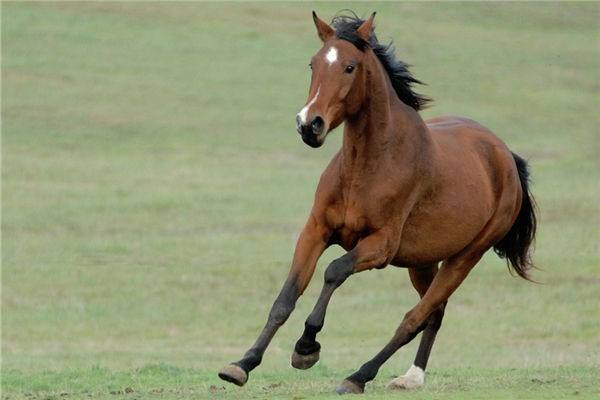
[297,86,320,125]
[325,46,338,65]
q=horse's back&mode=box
[425,115,516,176]
[426,115,504,147]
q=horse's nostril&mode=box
[311,116,324,134]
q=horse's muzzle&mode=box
[296,115,326,148]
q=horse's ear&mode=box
[356,12,376,42]
[312,11,334,42]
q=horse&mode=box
[218,11,537,394]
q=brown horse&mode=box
[219,12,537,394]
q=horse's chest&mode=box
[328,200,374,251]
[333,225,363,251]
[323,178,398,249]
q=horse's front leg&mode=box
[291,230,393,369]
[218,216,329,386]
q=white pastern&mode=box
[297,86,320,124]
[325,47,338,65]
[387,365,425,390]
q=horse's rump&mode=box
[395,117,522,266]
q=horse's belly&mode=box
[393,225,472,266]
[393,191,493,266]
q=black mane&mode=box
[331,12,431,111]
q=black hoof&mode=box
[291,350,320,369]
[218,364,248,386]
[336,379,364,395]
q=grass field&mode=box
[2,2,599,399]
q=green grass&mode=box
[3,365,598,400]
[2,2,599,399]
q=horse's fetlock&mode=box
[238,350,262,371]
[244,350,262,364]
[352,360,379,383]
[294,336,321,355]
[304,319,323,334]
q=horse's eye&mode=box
[345,65,355,74]
[309,63,313,70]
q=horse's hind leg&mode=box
[388,264,446,390]
[336,252,482,394]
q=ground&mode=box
[2,2,599,399]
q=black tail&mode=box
[493,152,538,281]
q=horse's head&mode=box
[296,12,376,148]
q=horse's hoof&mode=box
[336,379,364,395]
[387,366,425,390]
[291,350,320,369]
[387,375,423,390]
[218,364,248,386]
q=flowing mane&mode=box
[331,12,431,111]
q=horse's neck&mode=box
[341,55,428,175]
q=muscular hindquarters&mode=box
[393,117,521,266]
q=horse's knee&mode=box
[268,299,294,326]
[324,254,353,287]
[267,279,299,326]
